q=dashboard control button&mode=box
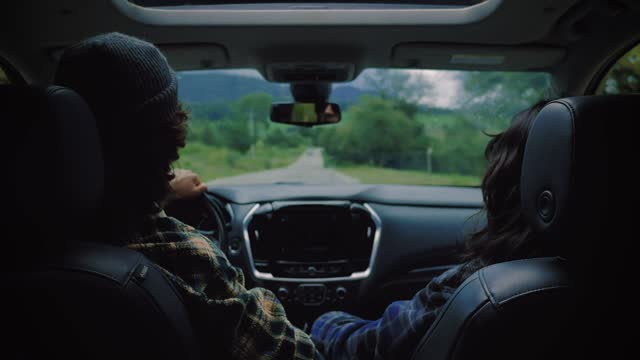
[276,287,289,300]
[228,237,242,254]
[296,284,326,305]
[335,286,347,300]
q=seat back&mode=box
[412,95,626,360]
[7,242,200,360]
[411,257,570,360]
[0,85,200,360]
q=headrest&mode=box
[1,85,103,235]
[521,95,628,254]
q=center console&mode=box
[242,201,380,327]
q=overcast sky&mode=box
[342,69,465,108]
[411,70,465,108]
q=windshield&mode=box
[175,68,552,186]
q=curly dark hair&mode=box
[147,101,190,204]
[97,101,189,244]
[462,100,551,268]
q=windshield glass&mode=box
[175,68,552,186]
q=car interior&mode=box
[1,0,629,359]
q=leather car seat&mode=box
[0,84,201,360]
[411,95,624,360]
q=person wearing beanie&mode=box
[55,32,320,360]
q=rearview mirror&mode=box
[270,102,341,127]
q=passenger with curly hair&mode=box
[311,100,552,360]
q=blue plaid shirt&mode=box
[310,262,479,360]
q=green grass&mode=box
[176,142,481,186]
[337,165,481,186]
[175,141,305,182]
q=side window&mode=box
[596,43,640,94]
[0,66,9,84]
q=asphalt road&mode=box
[206,148,360,186]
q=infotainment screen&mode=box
[248,204,375,276]
[263,206,352,261]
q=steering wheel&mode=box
[163,192,229,250]
[200,192,229,251]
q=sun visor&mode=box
[48,43,229,71]
[392,44,566,71]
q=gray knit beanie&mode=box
[54,32,178,141]
[53,33,183,226]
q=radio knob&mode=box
[335,286,347,300]
[277,287,289,300]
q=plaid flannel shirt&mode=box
[310,263,478,360]
[126,213,321,360]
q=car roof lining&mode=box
[3,0,640,95]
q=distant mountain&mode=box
[177,71,375,105]
[177,72,291,103]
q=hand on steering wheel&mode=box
[166,169,227,249]
[169,168,208,201]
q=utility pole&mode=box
[249,108,255,157]
[423,123,433,173]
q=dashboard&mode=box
[166,184,485,328]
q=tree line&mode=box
[183,70,552,178]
